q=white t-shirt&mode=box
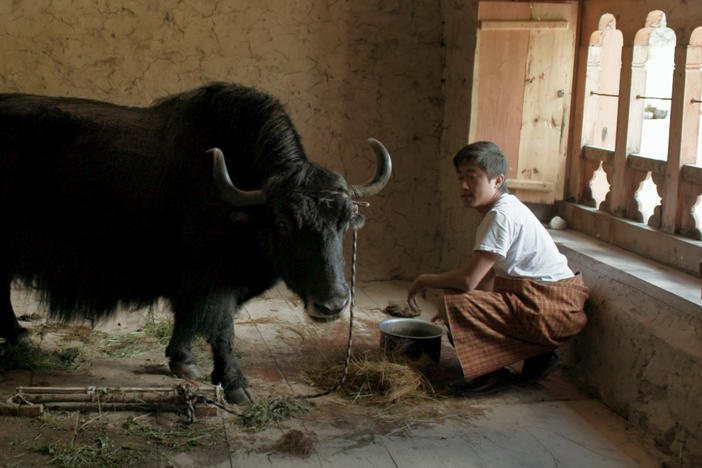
[474,193,573,282]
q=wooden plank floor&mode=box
[0,281,667,467]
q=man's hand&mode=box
[407,251,498,318]
[407,275,428,314]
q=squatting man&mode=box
[407,141,589,394]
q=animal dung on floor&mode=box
[383,302,420,318]
[271,429,317,458]
[7,384,224,418]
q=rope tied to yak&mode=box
[296,225,359,400]
[294,199,369,399]
[201,200,365,418]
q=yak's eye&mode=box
[318,197,335,209]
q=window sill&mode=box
[550,228,702,320]
[558,202,702,278]
[552,224,702,466]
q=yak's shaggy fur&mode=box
[0,83,375,403]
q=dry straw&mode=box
[307,351,442,404]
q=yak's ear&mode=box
[229,211,251,225]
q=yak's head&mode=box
[207,139,391,322]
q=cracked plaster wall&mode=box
[0,0,445,281]
[437,0,481,272]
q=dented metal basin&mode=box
[378,318,443,363]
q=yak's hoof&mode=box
[225,385,255,405]
[169,361,204,380]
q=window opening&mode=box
[689,27,702,166]
[634,171,661,224]
[632,11,676,160]
[589,161,610,209]
[582,14,622,150]
[692,195,702,238]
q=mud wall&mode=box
[562,245,702,467]
[437,0,482,272]
[0,0,444,280]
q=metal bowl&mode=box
[378,318,443,363]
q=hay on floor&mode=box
[238,396,310,432]
[307,351,438,404]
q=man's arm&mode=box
[475,267,496,291]
[407,250,499,313]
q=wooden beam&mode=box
[506,179,554,192]
[681,164,702,186]
[507,180,555,204]
[583,145,615,164]
[559,202,702,277]
[627,153,667,175]
[480,20,568,30]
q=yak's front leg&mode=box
[207,303,253,405]
[166,293,205,380]
[169,291,252,404]
[1,276,30,345]
[166,314,204,380]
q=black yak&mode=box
[0,83,391,404]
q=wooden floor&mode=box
[0,281,667,467]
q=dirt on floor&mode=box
[0,295,496,468]
[0,281,673,468]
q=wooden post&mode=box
[604,42,633,216]
[566,28,588,202]
[661,40,691,233]
[576,33,604,204]
[679,35,702,238]
[572,14,622,207]
[608,11,671,221]
[670,28,702,236]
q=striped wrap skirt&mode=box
[443,274,589,380]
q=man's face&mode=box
[456,161,504,212]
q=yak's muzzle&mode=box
[307,292,350,322]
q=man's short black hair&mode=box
[452,141,508,193]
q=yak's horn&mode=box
[349,139,392,199]
[208,148,266,206]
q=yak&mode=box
[0,82,391,404]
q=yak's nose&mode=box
[308,286,350,322]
